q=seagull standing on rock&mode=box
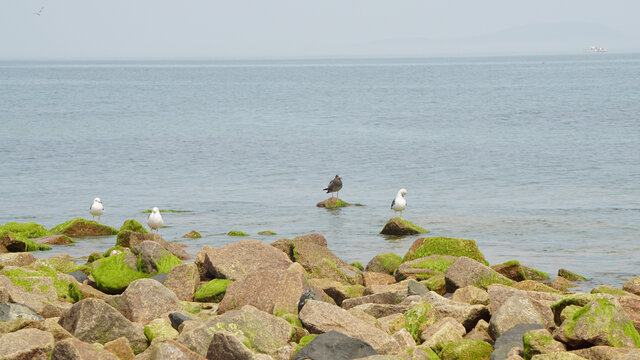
[391,189,407,218]
[89,198,104,223]
[323,174,343,198]
[147,207,164,233]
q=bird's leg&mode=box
[98,215,100,224]
[336,191,339,199]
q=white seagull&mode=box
[323,174,343,198]
[391,189,407,218]
[33,6,44,16]
[89,198,104,223]
[147,207,164,233]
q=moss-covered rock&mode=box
[591,285,630,297]
[551,293,601,325]
[194,279,233,302]
[350,262,364,271]
[365,253,403,275]
[50,218,118,237]
[143,318,179,342]
[258,230,276,236]
[295,334,317,354]
[380,217,429,236]
[182,230,201,238]
[227,230,249,237]
[492,260,549,282]
[558,269,587,282]
[0,223,54,252]
[87,252,103,263]
[316,198,350,208]
[523,328,566,359]
[423,274,446,295]
[395,255,457,281]
[0,263,80,302]
[91,252,149,294]
[119,219,148,234]
[439,339,493,360]
[403,236,486,264]
[559,305,582,324]
[103,245,126,257]
[404,301,436,342]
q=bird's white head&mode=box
[152,207,160,213]
[398,189,407,197]
[94,198,102,203]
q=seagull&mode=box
[323,174,343,198]
[147,207,164,233]
[391,189,407,218]
[89,198,104,223]
[33,6,44,16]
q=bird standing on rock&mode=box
[89,198,104,223]
[391,189,407,218]
[147,207,164,233]
[323,174,343,198]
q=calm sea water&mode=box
[1,55,639,291]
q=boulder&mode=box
[491,260,549,282]
[0,302,44,321]
[446,256,514,292]
[490,323,544,360]
[623,275,640,296]
[0,328,55,360]
[194,279,233,303]
[554,296,640,348]
[132,240,182,274]
[408,279,429,297]
[404,301,437,342]
[557,269,587,282]
[58,298,147,354]
[488,284,562,331]
[299,299,400,354]
[317,197,351,208]
[571,345,640,359]
[144,318,179,342]
[365,253,403,275]
[294,330,379,360]
[116,230,192,260]
[198,239,292,281]
[351,303,412,319]
[618,295,640,333]
[164,263,200,301]
[0,252,36,268]
[439,339,493,360]
[403,237,486,263]
[464,319,493,344]
[550,293,601,325]
[103,337,136,360]
[424,274,447,295]
[50,218,118,237]
[0,275,55,314]
[342,290,407,310]
[451,285,489,305]
[419,291,490,332]
[42,318,74,341]
[310,278,365,306]
[364,272,396,287]
[169,312,192,331]
[292,233,328,246]
[365,280,410,295]
[420,317,466,351]
[380,217,429,235]
[106,278,180,324]
[530,353,587,360]
[395,255,456,281]
[35,235,73,245]
[143,338,206,360]
[51,338,118,360]
[488,295,545,339]
[90,251,149,294]
[206,331,255,360]
[523,328,565,359]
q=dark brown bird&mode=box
[323,174,342,198]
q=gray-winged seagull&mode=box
[391,189,407,218]
[323,174,343,198]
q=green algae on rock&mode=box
[91,252,149,294]
[294,334,317,354]
[491,260,549,282]
[591,285,631,297]
[227,230,249,237]
[350,262,364,271]
[404,301,436,342]
[0,264,81,302]
[50,218,118,237]
[182,230,201,238]
[119,219,148,234]
[258,230,277,236]
[558,268,588,282]
[0,222,55,252]
[152,252,182,274]
[380,217,429,236]
[144,318,179,342]
[316,197,351,208]
[403,236,487,264]
[439,339,493,360]
[365,253,403,275]
[194,279,233,302]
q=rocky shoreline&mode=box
[1,218,640,359]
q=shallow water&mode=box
[1,55,639,291]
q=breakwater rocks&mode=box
[1,227,640,359]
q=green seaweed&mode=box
[404,236,487,265]
[183,230,202,238]
[0,223,53,252]
[295,334,317,354]
[154,253,182,274]
[591,285,629,296]
[1,265,80,301]
[194,279,233,302]
[404,302,436,342]
[258,230,277,236]
[376,253,403,274]
[320,198,350,209]
[439,339,493,360]
[49,218,118,236]
[103,245,126,257]
[91,252,149,294]
[227,230,249,237]
[411,255,456,273]
[119,219,148,234]
[350,262,364,271]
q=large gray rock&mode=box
[106,278,180,324]
[299,299,400,355]
[206,331,255,360]
[294,330,379,360]
[489,295,545,339]
[490,323,544,360]
[164,263,200,301]
[51,337,118,360]
[58,298,148,354]
[0,328,54,360]
[198,239,292,281]
[395,256,456,282]
[445,256,514,292]
[0,302,44,321]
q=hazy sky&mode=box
[2,1,639,59]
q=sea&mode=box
[1,54,639,291]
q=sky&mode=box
[1,0,639,59]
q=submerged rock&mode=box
[50,218,118,237]
[380,217,429,236]
[317,197,351,208]
[35,235,74,245]
[182,230,201,238]
[557,269,587,282]
[227,230,249,237]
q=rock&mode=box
[559,305,582,324]
[623,276,640,296]
[0,302,44,321]
[392,328,416,350]
[395,256,456,281]
[365,280,410,295]
[557,269,587,282]
[380,217,429,235]
[571,345,640,359]
[75,281,109,300]
[404,301,437,342]
[554,296,640,348]
[104,337,135,360]
[90,251,149,294]
[365,253,403,275]
[177,305,291,356]
[199,239,292,282]
[451,285,489,305]
[419,291,490,332]
[523,328,566,359]
[618,294,640,333]
[550,293,601,325]
[142,338,206,360]
[42,317,74,341]
[316,197,351,208]
[299,299,400,354]
[0,252,36,268]
[132,240,182,274]
[0,222,56,252]
[294,330,379,360]
[488,284,563,331]
[439,339,493,360]
[310,278,365,306]
[446,256,514,292]
[183,230,201,238]
[351,303,411,319]
[149,272,168,283]
[0,276,53,315]
[292,233,328,246]
[169,312,192,331]
[58,298,147,354]
[530,353,587,360]
[194,279,233,302]
[420,317,466,351]
[512,280,560,293]
[0,328,54,359]
[35,235,73,245]
[342,290,408,310]
[490,323,544,360]
[106,278,180,324]
[258,230,276,236]
[364,272,396,287]
[408,280,429,297]
[298,289,322,313]
[144,318,179,342]
[164,263,200,301]
[489,295,545,339]
[206,331,255,360]
[51,337,118,360]
[464,319,493,344]
[50,218,118,237]
[227,230,249,236]
[403,237,486,264]
[591,285,633,297]
[116,230,192,260]
[424,274,447,295]
[67,270,89,283]
[545,276,575,292]
[119,219,149,233]
[491,260,550,282]
[377,313,404,334]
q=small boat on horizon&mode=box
[584,46,607,53]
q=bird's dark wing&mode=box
[391,199,395,209]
